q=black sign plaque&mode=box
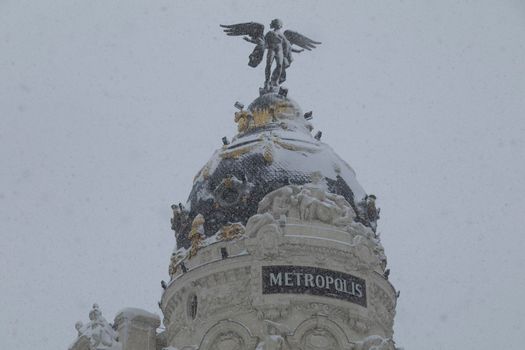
[262,265,367,307]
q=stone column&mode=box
[114,308,160,350]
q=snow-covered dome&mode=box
[174,92,372,248]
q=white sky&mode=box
[1,1,525,349]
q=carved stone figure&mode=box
[257,174,356,227]
[220,19,321,91]
[257,185,297,218]
[73,304,121,350]
[246,212,280,238]
[245,213,283,260]
[168,251,185,278]
[75,321,83,336]
[261,320,291,350]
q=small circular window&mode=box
[214,176,245,207]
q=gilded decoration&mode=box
[234,110,251,132]
[219,144,255,159]
[168,252,183,278]
[252,108,273,126]
[188,214,205,259]
[234,101,291,134]
[218,223,246,241]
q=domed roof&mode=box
[174,92,371,248]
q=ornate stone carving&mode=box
[164,266,253,337]
[256,320,292,350]
[198,279,252,319]
[254,303,291,321]
[168,251,186,279]
[292,301,370,334]
[257,186,296,219]
[246,212,280,238]
[368,284,396,332]
[188,214,205,258]
[213,175,250,208]
[243,208,384,273]
[199,320,259,350]
[218,223,245,241]
[257,174,356,227]
[288,316,352,350]
[71,304,121,350]
[245,213,284,260]
[370,284,396,316]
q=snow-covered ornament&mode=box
[218,223,246,241]
[71,304,121,350]
[188,214,205,258]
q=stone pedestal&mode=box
[114,308,160,350]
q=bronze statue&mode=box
[220,19,321,92]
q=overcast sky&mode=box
[1,1,525,349]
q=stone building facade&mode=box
[69,86,398,350]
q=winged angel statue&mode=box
[220,19,321,91]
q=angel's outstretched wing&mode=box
[220,22,265,42]
[220,22,266,68]
[284,30,321,51]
